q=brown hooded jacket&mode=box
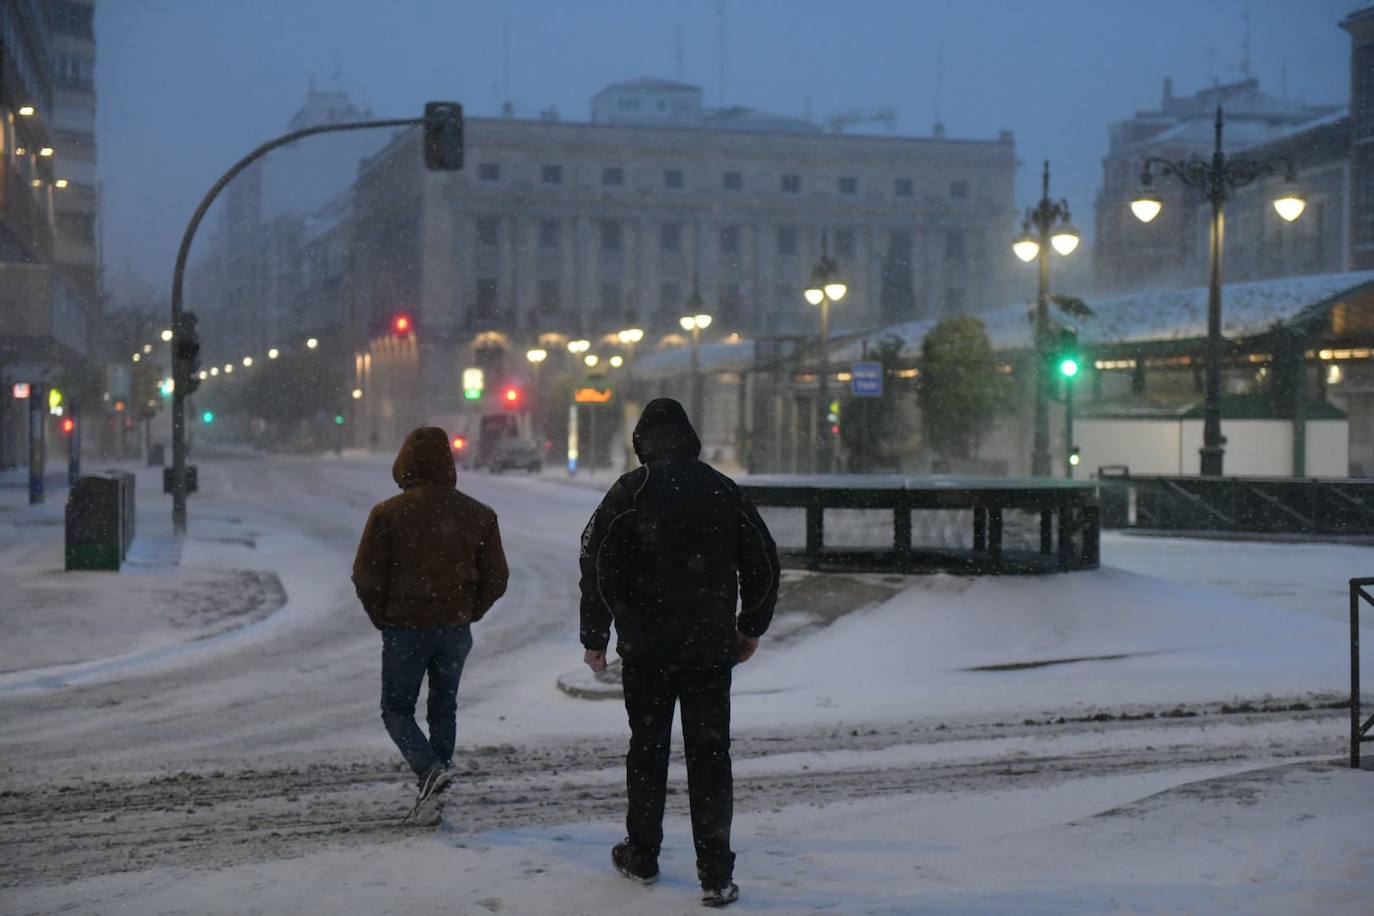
[352,427,509,629]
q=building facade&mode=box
[344,79,1016,446]
[0,0,99,470]
[1345,6,1374,271]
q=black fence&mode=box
[1099,472,1374,536]
[740,475,1100,575]
[1352,579,1374,769]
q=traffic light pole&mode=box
[1064,377,1075,479]
[168,117,421,535]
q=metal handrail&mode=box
[1352,578,1374,768]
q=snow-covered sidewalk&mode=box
[7,761,1368,915]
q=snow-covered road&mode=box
[1,452,1370,912]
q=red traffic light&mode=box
[60,417,75,434]
[502,386,522,408]
[392,314,413,335]
[451,435,466,451]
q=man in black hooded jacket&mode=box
[579,397,779,908]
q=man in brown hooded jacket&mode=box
[353,426,509,823]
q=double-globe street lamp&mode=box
[617,327,644,469]
[1130,106,1306,476]
[804,240,847,474]
[680,276,713,425]
[1013,160,1080,478]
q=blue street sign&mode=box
[851,361,883,397]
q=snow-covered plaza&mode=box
[2,453,1371,914]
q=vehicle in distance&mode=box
[488,437,542,473]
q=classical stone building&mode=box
[347,78,1017,446]
[1345,6,1374,271]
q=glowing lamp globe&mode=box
[1130,191,1163,224]
[1012,232,1040,263]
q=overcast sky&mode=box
[95,0,1357,297]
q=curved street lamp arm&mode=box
[168,116,422,535]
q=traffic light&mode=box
[333,413,345,426]
[423,102,464,171]
[1052,327,1081,379]
[1069,446,1081,468]
[501,385,522,409]
[392,313,413,336]
[462,368,484,400]
[201,410,215,424]
[60,417,75,435]
[175,311,201,394]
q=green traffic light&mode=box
[463,389,482,400]
[201,410,215,424]
[333,414,345,425]
[1058,357,1080,378]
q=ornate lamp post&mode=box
[617,327,644,470]
[1013,160,1080,478]
[804,238,847,473]
[1130,106,1306,476]
[680,275,712,425]
[525,347,547,443]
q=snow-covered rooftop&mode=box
[638,271,1374,376]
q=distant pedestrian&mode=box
[353,426,509,825]
[580,398,780,908]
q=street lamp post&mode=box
[680,275,712,426]
[804,238,847,474]
[1130,106,1306,476]
[1013,160,1080,478]
[616,327,643,470]
[525,347,547,444]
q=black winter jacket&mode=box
[579,398,780,668]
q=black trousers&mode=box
[620,662,735,887]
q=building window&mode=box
[478,162,501,183]
[476,216,500,246]
[720,225,740,256]
[834,228,855,258]
[944,230,965,261]
[539,219,561,249]
[600,280,622,315]
[660,223,682,253]
[723,171,743,192]
[599,219,622,252]
[777,226,798,256]
[894,178,914,198]
[538,279,560,315]
[720,284,743,324]
[541,164,563,185]
[664,169,685,190]
[603,167,624,187]
[950,180,969,200]
[838,176,858,196]
[475,279,499,321]
[660,282,681,310]
[781,174,801,194]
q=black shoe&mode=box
[700,882,739,908]
[612,840,659,885]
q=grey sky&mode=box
[96,0,1356,297]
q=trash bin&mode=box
[148,443,165,467]
[104,469,136,557]
[66,474,125,571]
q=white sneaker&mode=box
[408,765,453,826]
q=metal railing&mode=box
[741,475,1100,575]
[1352,578,1374,768]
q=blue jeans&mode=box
[380,624,473,778]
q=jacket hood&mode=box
[632,397,702,464]
[392,426,457,489]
